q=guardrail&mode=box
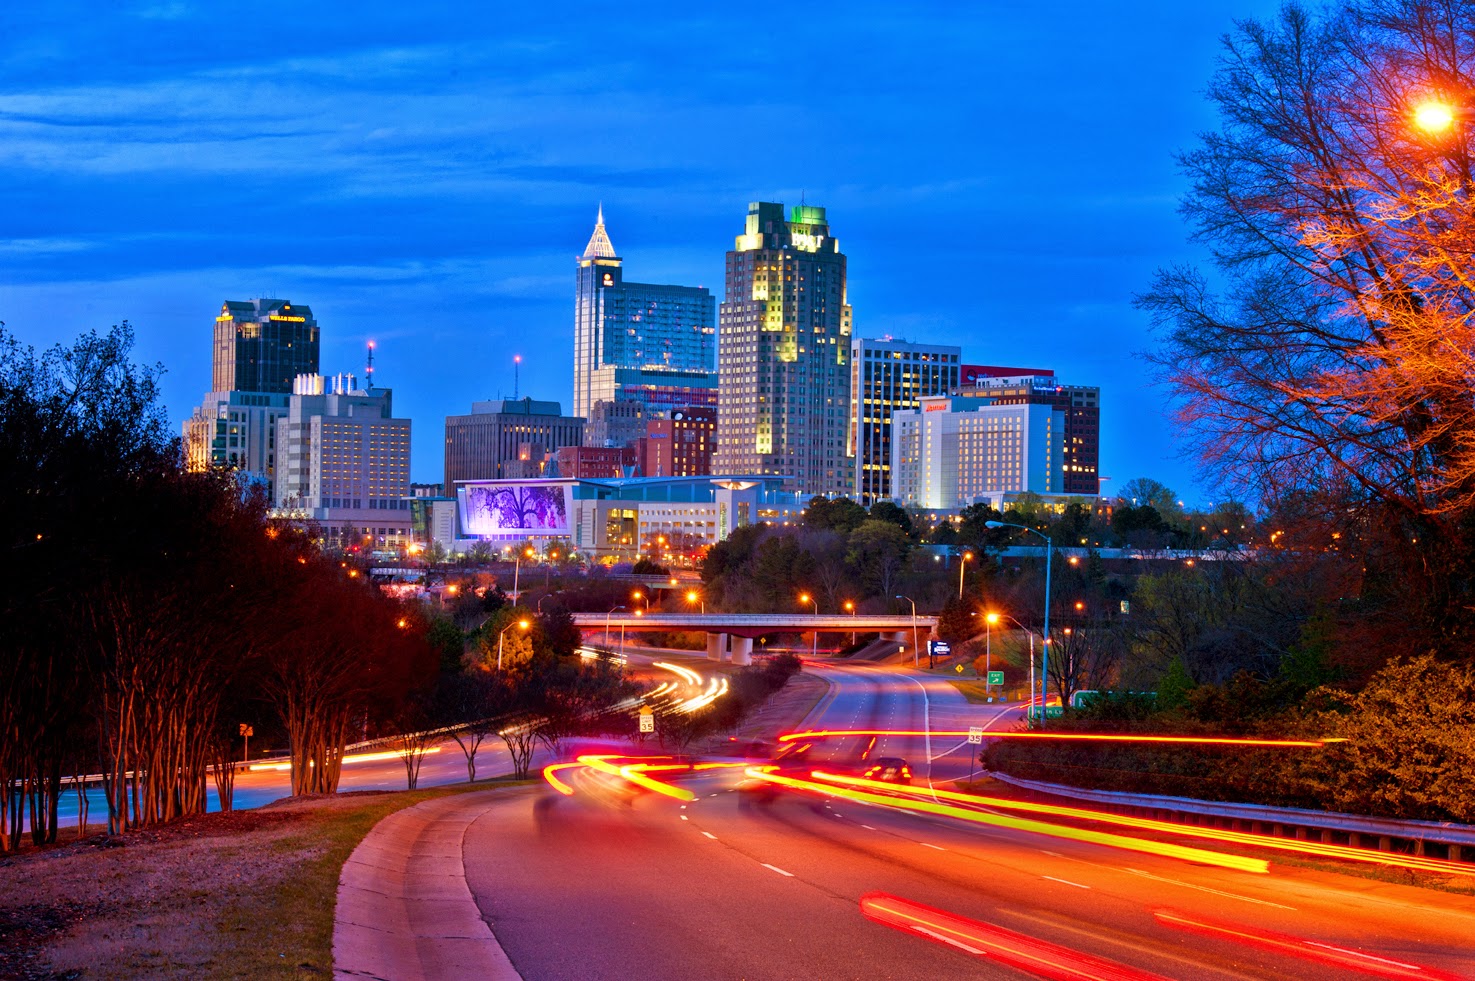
[986,772,1475,862]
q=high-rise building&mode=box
[637,406,716,477]
[212,299,320,394]
[849,337,961,506]
[585,399,647,448]
[716,202,853,495]
[553,445,637,479]
[184,297,322,497]
[955,375,1100,495]
[891,395,1065,511]
[182,390,291,490]
[443,398,585,490]
[273,373,413,550]
[573,208,717,421]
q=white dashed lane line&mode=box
[1042,875,1089,889]
[702,831,717,840]
[762,863,795,877]
[921,843,946,851]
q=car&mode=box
[863,757,912,785]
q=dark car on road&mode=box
[862,757,912,785]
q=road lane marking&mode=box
[1304,942,1422,969]
[1041,850,1062,857]
[702,832,717,840]
[921,842,946,851]
[1042,875,1089,889]
[862,825,877,831]
[1120,868,1295,911]
[914,926,986,956]
[762,863,795,877]
[680,815,688,821]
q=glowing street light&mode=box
[497,618,531,671]
[1415,99,1455,133]
[800,592,818,658]
[685,589,704,613]
[958,550,974,600]
[894,594,920,668]
[632,590,649,611]
[985,611,1000,694]
[844,599,856,645]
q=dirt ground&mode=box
[0,791,440,980]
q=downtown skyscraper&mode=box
[572,208,716,423]
[715,202,853,495]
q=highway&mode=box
[458,660,1475,980]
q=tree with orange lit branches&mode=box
[1140,0,1475,648]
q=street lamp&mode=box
[512,545,535,602]
[986,520,1053,728]
[985,611,999,694]
[605,605,627,659]
[1415,99,1455,133]
[685,589,704,614]
[496,618,530,671]
[958,550,974,600]
[843,600,856,646]
[991,610,1043,717]
[799,592,818,658]
[632,590,649,612]
[894,595,920,668]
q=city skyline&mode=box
[0,1,1284,503]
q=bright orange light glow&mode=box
[745,768,1268,873]
[812,771,1475,879]
[1154,909,1465,980]
[777,728,1330,748]
[686,590,699,603]
[985,612,1000,624]
[249,747,441,772]
[542,761,580,795]
[863,893,1170,981]
[518,619,530,629]
[575,754,695,801]
[799,592,811,603]
[1415,100,1456,132]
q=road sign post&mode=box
[987,671,1004,686]
[639,709,654,734]
[967,727,983,782]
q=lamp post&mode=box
[633,590,649,612]
[799,592,818,658]
[958,550,973,600]
[984,611,999,694]
[512,546,534,603]
[497,618,530,670]
[685,589,704,614]
[986,521,1053,727]
[894,594,920,668]
[604,604,626,654]
[843,600,856,646]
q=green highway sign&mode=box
[987,671,1004,685]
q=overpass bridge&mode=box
[570,612,939,665]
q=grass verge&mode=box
[0,778,532,980]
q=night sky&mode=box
[0,1,1280,501]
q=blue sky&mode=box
[0,1,1279,502]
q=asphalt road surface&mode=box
[461,660,1475,980]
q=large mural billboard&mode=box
[460,482,571,536]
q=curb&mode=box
[333,791,522,981]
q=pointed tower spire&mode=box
[583,204,618,259]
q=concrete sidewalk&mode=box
[333,791,525,981]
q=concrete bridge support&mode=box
[730,636,753,666]
[707,633,728,662]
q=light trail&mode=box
[247,747,442,772]
[809,770,1475,878]
[745,768,1268,873]
[653,660,703,685]
[861,893,1171,980]
[1153,909,1465,980]
[778,729,1331,748]
[542,761,580,795]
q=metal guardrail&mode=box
[987,772,1475,859]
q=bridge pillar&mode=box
[707,632,728,662]
[730,636,753,666]
[892,630,908,645]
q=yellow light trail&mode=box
[745,768,1267,873]
[247,747,442,772]
[810,771,1475,878]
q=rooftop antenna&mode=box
[365,340,376,391]
[514,354,522,400]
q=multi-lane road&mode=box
[459,659,1475,979]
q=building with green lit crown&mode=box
[715,202,854,497]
